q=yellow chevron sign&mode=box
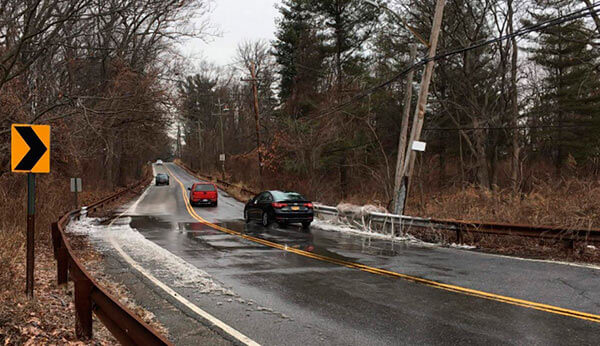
[11,124,50,173]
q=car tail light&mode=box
[272,202,288,208]
[304,203,313,208]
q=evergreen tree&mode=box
[526,6,600,171]
[273,0,326,118]
[312,0,380,93]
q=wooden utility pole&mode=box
[216,98,226,179]
[176,124,182,159]
[197,118,203,172]
[398,0,446,215]
[242,61,264,189]
[393,44,417,214]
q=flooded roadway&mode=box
[87,163,600,345]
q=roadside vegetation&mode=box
[178,0,600,232]
[2,0,600,342]
[0,0,212,343]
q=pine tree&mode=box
[311,0,380,93]
[527,6,600,171]
[272,0,326,118]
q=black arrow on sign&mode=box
[15,126,47,171]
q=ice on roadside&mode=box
[312,209,477,251]
[66,216,235,296]
[312,218,413,242]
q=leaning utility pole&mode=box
[242,61,264,189]
[393,44,417,214]
[397,0,446,215]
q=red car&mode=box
[188,182,218,207]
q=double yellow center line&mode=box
[164,165,600,324]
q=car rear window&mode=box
[194,184,216,192]
[271,191,306,202]
[157,174,167,178]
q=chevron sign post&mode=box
[11,124,51,298]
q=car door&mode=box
[248,193,265,219]
[257,192,273,217]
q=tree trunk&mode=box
[438,148,445,189]
[509,0,521,190]
[473,119,491,189]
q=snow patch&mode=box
[449,243,476,250]
[312,218,413,242]
[312,218,476,251]
[336,203,386,216]
[66,216,234,296]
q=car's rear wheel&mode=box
[301,221,311,230]
[244,210,250,223]
[213,201,218,207]
[277,221,287,228]
[261,212,270,227]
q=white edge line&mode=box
[313,218,600,271]
[107,179,261,346]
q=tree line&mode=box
[0,0,212,187]
[179,0,600,204]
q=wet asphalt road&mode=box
[103,163,600,345]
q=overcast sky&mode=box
[180,0,281,67]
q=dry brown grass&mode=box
[407,178,600,229]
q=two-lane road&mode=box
[84,162,600,345]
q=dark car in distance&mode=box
[188,182,218,207]
[244,190,313,229]
[155,173,169,186]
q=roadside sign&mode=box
[11,124,50,173]
[70,178,82,211]
[411,140,427,152]
[70,178,82,192]
[10,124,50,298]
[219,154,225,161]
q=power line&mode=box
[311,2,600,119]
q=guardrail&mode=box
[314,204,600,245]
[50,172,172,345]
[175,161,600,245]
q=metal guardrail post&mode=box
[71,263,93,339]
[57,246,69,285]
[51,222,60,258]
[52,222,69,285]
[456,226,463,244]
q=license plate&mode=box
[202,199,208,202]
[291,206,300,211]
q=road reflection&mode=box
[123,214,416,261]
